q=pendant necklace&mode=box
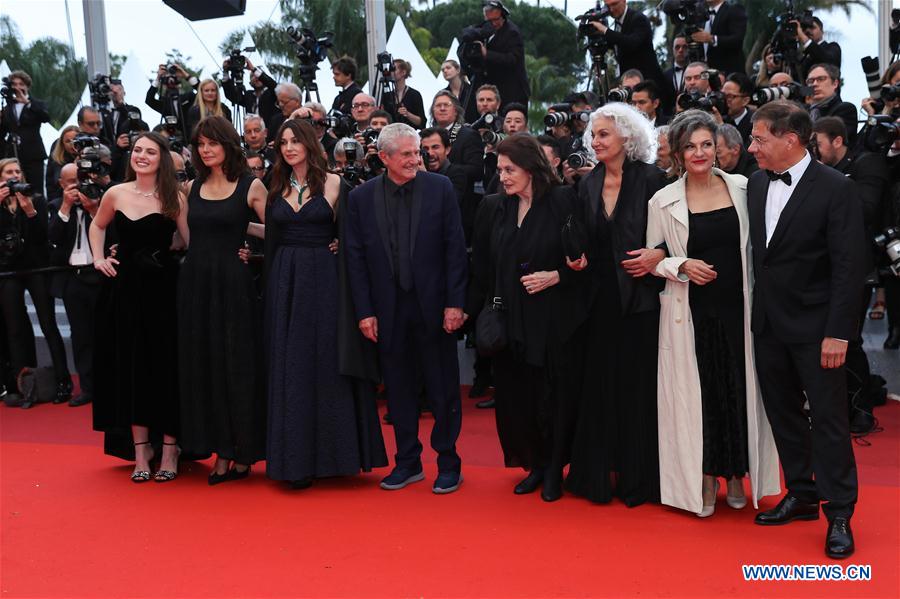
[290,174,308,199]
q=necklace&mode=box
[132,184,157,198]
[290,174,308,199]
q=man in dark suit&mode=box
[693,0,747,76]
[591,0,671,110]
[796,17,842,80]
[722,72,754,146]
[330,56,364,118]
[746,100,866,559]
[0,70,50,195]
[344,123,468,494]
[464,1,530,122]
[662,35,689,108]
[630,80,669,127]
[222,58,278,126]
[144,63,198,140]
[806,63,859,147]
[102,80,147,182]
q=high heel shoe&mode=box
[726,477,747,509]
[698,480,719,518]
[226,464,251,482]
[131,441,153,483]
[154,442,180,482]
[514,470,544,495]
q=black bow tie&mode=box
[766,170,792,186]
[708,9,717,17]
[674,65,683,71]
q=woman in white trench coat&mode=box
[646,110,781,517]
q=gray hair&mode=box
[243,113,265,128]
[582,102,658,164]
[275,82,301,100]
[303,101,327,115]
[717,123,743,150]
[668,109,719,175]
[656,125,670,138]
[376,123,420,154]
[333,137,360,162]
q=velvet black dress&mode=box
[265,193,387,481]
[687,206,749,477]
[93,211,179,458]
[177,176,265,465]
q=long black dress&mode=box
[265,193,387,481]
[178,176,265,465]
[687,206,749,477]
[566,159,665,506]
[93,211,179,458]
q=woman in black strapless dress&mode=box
[90,132,186,483]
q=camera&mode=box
[874,226,900,277]
[607,86,633,104]
[0,77,14,102]
[285,26,333,85]
[482,129,506,146]
[863,114,900,154]
[881,84,900,103]
[458,21,495,74]
[543,103,591,129]
[677,90,727,114]
[72,133,101,153]
[225,47,256,84]
[162,115,186,152]
[566,149,594,170]
[768,1,813,70]
[162,63,182,88]
[3,178,33,196]
[73,136,107,200]
[862,56,883,99]
[88,73,117,110]
[471,112,500,131]
[752,83,812,105]
[341,140,370,185]
[662,0,709,62]
[575,3,610,39]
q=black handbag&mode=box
[475,207,508,357]
[561,213,589,262]
[0,222,24,267]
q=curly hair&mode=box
[582,102,658,164]
[667,109,718,176]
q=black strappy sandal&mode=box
[153,442,180,483]
[131,441,153,483]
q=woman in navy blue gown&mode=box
[264,119,386,489]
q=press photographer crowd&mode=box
[1,0,898,560]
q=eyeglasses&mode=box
[351,102,374,109]
[433,103,454,109]
[805,75,831,85]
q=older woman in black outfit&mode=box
[565,103,667,506]
[469,135,588,502]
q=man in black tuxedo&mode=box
[591,0,671,110]
[806,63,859,147]
[344,123,468,494]
[464,0,530,123]
[145,63,198,140]
[721,72,754,146]
[330,56,364,118]
[102,80,147,182]
[222,58,278,126]
[692,0,747,76]
[747,100,866,559]
[796,17,842,80]
[0,70,50,195]
[662,36,690,104]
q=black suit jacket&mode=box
[725,107,754,147]
[466,19,530,123]
[810,94,859,147]
[447,125,485,187]
[707,2,748,76]
[833,150,889,273]
[47,199,92,267]
[344,172,468,350]
[332,82,364,117]
[663,65,687,100]
[223,69,278,124]
[747,159,866,343]
[604,8,671,108]
[0,98,50,163]
[145,84,197,136]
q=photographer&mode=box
[389,59,426,130]
[430,91,485,189]
[459,1,529,124]
[861,61,900,119]
[683,61,711,95]
[812,116,890,431]
[721,72,754,146]
[795,16,842,80]
[806,63,858,147]
[102,80,147,180]
[664,36,690,96]
[716,123,758,177]
[502,103,528,135]
[45,126,80,204]
[47,162,113,407]
[694,0,747,76]
[474,85,501,120]
[222,56,277,124]
[630,80,669,126]
[331,56,364,117]
[0,158,72,407]
[145,62,198,139]
[77,107,103,138]
[0,71,50,196]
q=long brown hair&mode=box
[267,118,327,205]
[495,135,560,200]
[191,116,247,182]
[124,132,180,219]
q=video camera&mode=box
[458,21,495,75]
[543,103,592,130]
[88,73,118,111]
[863,114,900,155]
[752,82,813,105]
[0,77,14,102]
[769,1,814,71]
[661,0,709,63]
[225,47,256,85]
[575,3,611,59]
[875,226,900,277]
[72,134,107,200]
[3,178,33,196]
[285,26,333,76]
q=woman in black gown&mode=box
[565,103,668,506]
[469,135,588,501]
[178,116,268,484]
[90,132,185,482]
[264,118,387,489]
[391,59,426,130]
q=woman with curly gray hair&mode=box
[565,102,668,506]
[646,110,780,518]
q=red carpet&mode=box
[2,393,898,598]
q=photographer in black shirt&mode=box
[222,57,278,126]
[144,62,198,140]
[0,71,50,196]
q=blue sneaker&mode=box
[432,471,463,494]
[379,466,425,490]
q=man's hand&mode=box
[245,58,255,72]
[61,183,81,212]
[443,307,466,333]
[821,337,848,369]
[289,107,313,121]
[791,21,810,45]
[328,238,339,255]
[17,193,36,217]
[81,195,100,218]
[590,21,608,35]
[691,30,713,44]
[710,106,725,125]
[13,86,28,104]
[622,248,665,277]
[116,133,131,149]
[359,317,378,343]
[478,41,487,58]
[520,271,560,295]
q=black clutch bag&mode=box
[561,214,589,261]
[475,296,507,357]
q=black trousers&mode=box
[378,289,462,473]
[885,276,900,332]
[0,272,69,386]
[60,268,101,394]
[21,160,45,198]
[754,333,858,520]
[846,287,874,409]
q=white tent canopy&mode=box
[385,16,441,110]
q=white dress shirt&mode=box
[765,151,812,246]
[57,207,94,266]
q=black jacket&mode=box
[799,40,842,81]
[810,94,859,147]
[100,103,147,183]
[0,98,50,163]
[332,82,364,118]
[706,2,748,76]
[223,69,278,124]
[575,159,667,315]
[832,150,890,274]
[388,86,427,130]
[145,83,198,137]
[724,107,754,147]
[447,125,485,188]
[0,196,49,270]
[465,19,530,123]
[747,159,866,342]
[603,8,671,109]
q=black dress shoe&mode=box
[468,380,491,399]
[825,517,854,559]
[755,495,819,525]
[53,380,73,404]
[68,394,92,407]
[541,471,563,502]
[475,398,496,409]
[884,328,900,350]
[290,477,313,490]
[849,409,875,435]
[514,470,544,495]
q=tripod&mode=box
[587,43,616,100]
